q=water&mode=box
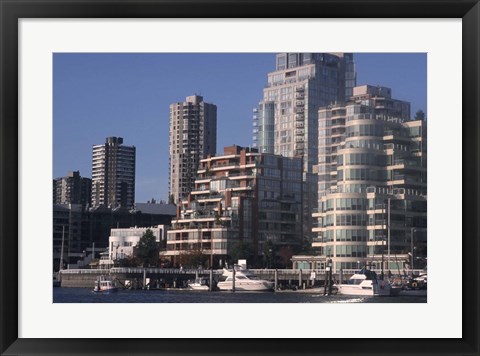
[53,288,426,303]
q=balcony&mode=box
[383,130,410,142]
[295,122,304,128]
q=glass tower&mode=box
[253,53,356,240]
[313,85,427,273]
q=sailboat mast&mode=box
[387,197,391,271]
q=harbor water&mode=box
[53,288,426,303]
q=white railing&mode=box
[59,267,426,276]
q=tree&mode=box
[134,229,159,267]
[115,256,138,267]
[228,241,252,264]
[277,245,295,268]
[263,240,275,268]
[158,238,167,251]
[414,110,426,121]
[177,249,208,268]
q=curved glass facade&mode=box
[313,85,427,272]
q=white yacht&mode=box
[217,266,274,291]
[335,269,391,296]
[93,275,118,293]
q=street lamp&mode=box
[411,227,416,275]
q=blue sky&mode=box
[53,53,427,203]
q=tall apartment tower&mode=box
[53,171,91,207]
[91,137,136,208]
[312,85,427,272]
[169,95,217,204]
[253,53,356,239]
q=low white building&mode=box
[109,225,166,261]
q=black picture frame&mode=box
[1,1,478,355]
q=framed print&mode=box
[1,0,479,355]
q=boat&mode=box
[217,266,274,291]
[93,275,118,293]
[335,268,392,296]
[188,277,211,291]
[399,273,427,297]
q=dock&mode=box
[59,267,344,289]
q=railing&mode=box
[110,267,225,275]
[59,267,426,279]
[60,268,111,274]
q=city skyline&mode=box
[53,53,427,203]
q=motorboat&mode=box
[335,268,391,296]
[217,266,274,291]
[188,277,211,291]
[399,273,427,297]
[93,275,118,293]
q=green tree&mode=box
[158,238,167,251]
[414,110,426,120]
[263,240,275,268]
[178,249,208,268]
[134,229,159,267]
[229,241,252,264]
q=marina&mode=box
[58,266,427,289]
[55,265,426,302]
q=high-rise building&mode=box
[53,171,91,207]
[312,85,427,272]
[165,145,303,268]
[253,53,356,239]
[169,95,217,204]
[91,137,136,208]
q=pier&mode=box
[58,267,426,289]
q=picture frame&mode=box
[1,0,478,355]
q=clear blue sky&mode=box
[53,53,427,203]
